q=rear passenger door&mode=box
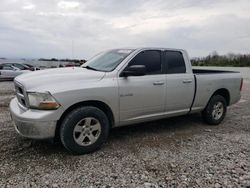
[165,51,195,114]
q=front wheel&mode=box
[60,106,110,154]
[202,95,227,125]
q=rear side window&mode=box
[165,51,186,74]
[129,50,162,75]
[2,65,13,70]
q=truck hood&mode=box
[15,67,105,92]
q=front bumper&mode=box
[9,98,57,139]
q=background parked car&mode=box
[3,63,34,71]
[0,64,31,80]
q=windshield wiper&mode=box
[83,65,98,71]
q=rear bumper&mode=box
[10,98,57,139]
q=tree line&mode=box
[191,51,250,67]
[38,58,86,64]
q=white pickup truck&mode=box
[10,48,243,154]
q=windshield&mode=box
[13,64,26,70]
[82,49,134,72]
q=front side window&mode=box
[165,51,186,74]
[82,49,134,72]
[129,50,162,75]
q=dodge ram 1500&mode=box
[10,48,243,154]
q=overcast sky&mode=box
[0,0,250,59]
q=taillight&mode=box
[240,78,243,91]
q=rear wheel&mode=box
[60,106,109,154]
[202,95,227,125]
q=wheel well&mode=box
[54,100,115,141]
[212,88,230,106]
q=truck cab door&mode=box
[164,51,195,115]
[118,50,166,124]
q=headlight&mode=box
[27,92,60,110]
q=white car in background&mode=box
[0,64,31,80]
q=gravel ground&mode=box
[0,79,250,188]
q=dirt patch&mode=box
[0,81,249,187]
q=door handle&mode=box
[183,79,192,83]
[153,81,164,85]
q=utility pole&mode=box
[71,40,74,60]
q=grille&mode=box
[14,81,28,108]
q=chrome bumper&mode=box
[10,98,57,139]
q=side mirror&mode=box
[121,65,146,77]
[14,67,21,71]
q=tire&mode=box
[60,106,110,155]
[202,95,227,125]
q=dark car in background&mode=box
[24,63,40,71]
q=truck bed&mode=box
[190,69,242,114]
[193,69,239,74]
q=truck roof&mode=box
[113,47,185,52]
